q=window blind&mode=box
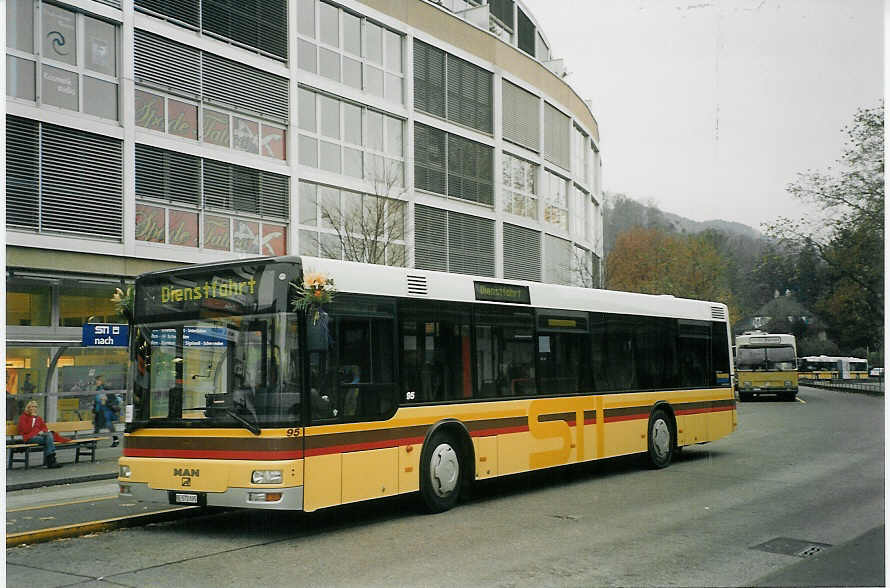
[447,211,495,277]
[447,133,493,205]
[135,144,201,206]
[6,116,39,230]
[414,123,447,195]
[502,80,540,151]
[134,30,201,97]
[41,124,123,239]
[503,223,541,281]
[544,103,570,170]
[446,54,492,133]
[413,40,446,118]
[414,204,448,272]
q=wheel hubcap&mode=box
[430,443,459,498]
[652,419,670,460]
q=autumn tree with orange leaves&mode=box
[606,227,740,324]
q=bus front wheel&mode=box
[647,409,675,469]
[419,431,463,513]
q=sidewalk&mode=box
[6,437,121,491]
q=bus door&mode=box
[302,295,398,511]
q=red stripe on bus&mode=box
[603,413,649,423]
[675,405,736,416]
[123,449,304,460]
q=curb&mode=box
[7,472,119,492]
[6,506,199,548]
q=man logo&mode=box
[173,468,199,477]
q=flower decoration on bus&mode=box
[291,272,336,325]
[111,286,135,323]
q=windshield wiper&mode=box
[180,403,261,436]
[225,408,261,436]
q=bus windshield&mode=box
[736,346,796,371]
[130,259,303,429]
[132,313,301,429]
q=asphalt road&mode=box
[6,386,884,587]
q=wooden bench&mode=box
[6,421,110,469]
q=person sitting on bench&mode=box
[17,400,72,468]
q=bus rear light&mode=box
[119,485,132,495]
[249,492,283,502]
[120,465,131,478]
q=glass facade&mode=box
[5,0,603,409]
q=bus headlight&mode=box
[119,465,131,478]
[251,470,282,484]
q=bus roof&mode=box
[135,256,730,323]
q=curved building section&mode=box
[4,0,603,424]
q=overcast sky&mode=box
[522,0,883,231]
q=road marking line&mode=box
[7,495,119,513]
[797,397,807,404]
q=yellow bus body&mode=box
[736,370,798,394]
[120,388,736,512]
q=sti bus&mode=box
[118,256,736,513]
[838,357,869,379]
[798,356,839,381]
[734,332,798,401]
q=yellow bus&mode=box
[735,332,798,401]
[118,256,737,513]
[798,356,839,381]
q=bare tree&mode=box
[316,162,407,267]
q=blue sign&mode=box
[83,323,129,347]
[183,327,228,347]
[150,329,177,347]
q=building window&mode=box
[60,284,121,326]
[502,80,540,152]
[134,144,288,255]
[6,0,120,121]
[6,116,123,239]
[502,152,537,220]
[542,169,568,231]
[297,181,406,266]
[133,0,287,60]
[543,103,570,171]
[573,125,589,184]
[571,184,588,239]
[415,123,493,206]
[298,87,405,185]
[413,39,492,134]
[414,205,495,277]
[517,8,535,57]
[544,234,572,285]
[503,223,541,282]
[297,0,405,105]
[7,283,52,326]
[134,89,287,160]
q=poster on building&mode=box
[204,215,230,251]
[262,223,287,256]
[135,204,166,243]
[169,210,199,247]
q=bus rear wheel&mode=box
[647,409,675,469]
[419,431,463,513]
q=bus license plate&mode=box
[175,493,199,504]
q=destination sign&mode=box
[473,281,530,304]
[136,262,297,321]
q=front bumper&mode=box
[119,481,304,510]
